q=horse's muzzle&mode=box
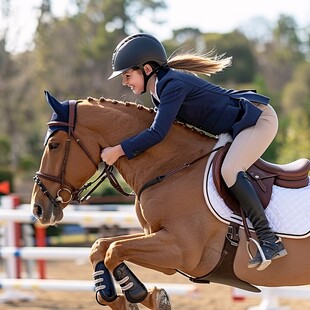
[32,203,63,226]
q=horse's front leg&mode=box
[90,233,145,268]
[90,234,175,310]
[103,229,190,310]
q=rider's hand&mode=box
[101,145,125,165]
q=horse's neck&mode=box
[112,119,217,193]
[80,99,156,145]
[80,99,217,193]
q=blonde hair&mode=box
[167,51,232,76]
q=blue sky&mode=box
[1,0,309,53]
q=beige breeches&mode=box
[221,103,278,188]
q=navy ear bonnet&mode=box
[43,91,71,145]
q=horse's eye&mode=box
[48,142,59,150]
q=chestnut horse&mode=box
[31,92,310,310]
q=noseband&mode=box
[34,100,133,209]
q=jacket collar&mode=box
[157,67,169,81]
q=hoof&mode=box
[141,287,171,310]
[156,289,171,310]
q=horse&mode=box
[31,91,310,310]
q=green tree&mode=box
[34,0,167,101]
[254,15,305,93]
[277,62,310,162]
[163,29,257,86]
[205,31,258,85]
[0,0,168,174]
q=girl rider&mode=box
[101,33,287,271]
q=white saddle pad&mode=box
[203,136,310,239]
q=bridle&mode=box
[34,99,221,212]
[33,100,133,210]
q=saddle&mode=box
[212,143,310,215]
[188,144,310,293]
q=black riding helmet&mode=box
[108,33,167,93]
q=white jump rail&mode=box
[0,246,90,260]
[233,286,310,310]
[0,278,199,296]
[0,208,140,228]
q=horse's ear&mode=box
[43,91,70,145]
[44,90,66,115]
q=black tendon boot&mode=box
[229,172,287,271]
[113,263,148,303]
[93,262,117,305]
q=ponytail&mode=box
[167,51,232,76]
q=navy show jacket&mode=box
[121,68,270,159]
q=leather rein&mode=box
[33,100,133,209]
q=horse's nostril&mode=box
[33,204,43,219]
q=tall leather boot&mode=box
[229,171,287,270]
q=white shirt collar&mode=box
[150,77,160,102]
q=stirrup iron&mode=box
[247,238,271,271]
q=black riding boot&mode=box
[229,171,287,270]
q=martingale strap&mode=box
[137,146,223,201]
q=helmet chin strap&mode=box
[139,65,160,94]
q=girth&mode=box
[177,223,261,292]
[212,143,310,213]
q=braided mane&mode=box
[85,96,217,139]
